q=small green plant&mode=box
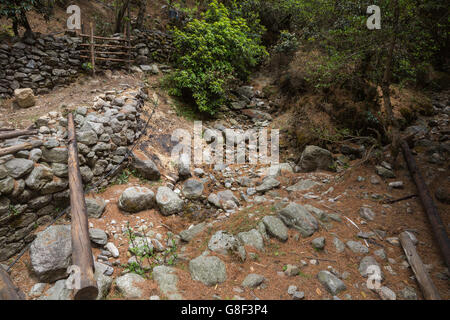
[82,62,93,72]
[9,205,19,216]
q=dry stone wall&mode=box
[0,87,148,261]
[0,30,173,98]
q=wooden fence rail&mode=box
[67,113,98,300]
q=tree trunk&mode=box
[114,0,130,34]
[19,9,33,39]
[381,0,401,166]
[136,0,146,30]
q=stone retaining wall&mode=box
[0,87,148,261]
[0,30,173,98]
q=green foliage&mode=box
[165,0,267,114]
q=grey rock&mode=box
[299,146,333,172]
[375,165,395,178]
[346,241,369,254]
[89,228,108,246]
[237,229,264,251]
[317,270,347,295]
[51,163,68,178]
[359,207,376,221]
[41,147,68,163]
[312,237,325,250]
[333,237,345,253]
[241,274,265,288]
[262,216,288,241]
[278,202,318,237]
[208,231,245,260]
[94,262,113,300]
[105,242,119,258]
[130,156,161,181]
[152,266,182,300]
[182,179,204,200]
[286,179,319,192]
[359,256,383,279]
[118,187,155,213]
[179,223,206,242]
[377,286,396,300]
[256,177,280,193]
[374,249,387,260]
[0,176,14,194]
[178,153,191,179]
[189,253,227,286]
[400,286,417,300]
[39,279,72,300]
[156,186,184,216]
[115,273,145,299]
[30,225,72,282]
[86,197,106,219]
[5,158,34,178]
[29,283,47,297]
[284,264,300,276]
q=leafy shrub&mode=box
[165,0,267,114]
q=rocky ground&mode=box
[1,71,449,301]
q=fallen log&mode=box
[0,140,43,157]
[0,129,37,140]
[67,113,98,300]
[399,232,441,300]
[0,265,26,300]
[401,140,450,269]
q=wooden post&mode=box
[399,232,441,300]
[67,113,98,300]
[0,129,37,140]
[90,22,95,76]
[0,265,25,300]
[0,140,42,157]
[401,140,450,269]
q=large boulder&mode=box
[118,187,155,213]
[298,145,333,172]
[189,253,227,286]
[237,229,264,251]
[130,155,161,181]
[30,225,72,283]
[156,187,184,216]
[182,179,204,200]
[14,88,35,108]
[262,215,288,241]
[278,202,318,237]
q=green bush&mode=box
[165,0,267,114]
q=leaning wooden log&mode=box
[0,140,43,157]
[0,129,37,140]
[399,232,441,300]
[0,265,26,300]
[67,113,98,300]
[401,140,450,269]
